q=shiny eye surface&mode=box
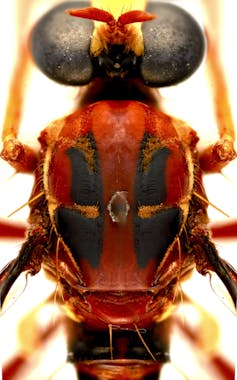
[30,1,94,85]
[31,1,205,87]
[141,2,205,86]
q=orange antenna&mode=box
[67,7,115,23]
[67,7,155,56]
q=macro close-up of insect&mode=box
[0,0,237,379]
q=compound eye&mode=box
[141,3,205,87]
[30,1,94,85]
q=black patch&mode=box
[135,142,171,205]
[66,138,102,206]
[67,326,169,362]
[134,208,182,267]
[55,207,103,268]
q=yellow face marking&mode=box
[90,0,148,57]
[91,0,147,18]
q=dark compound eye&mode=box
[30,2,205,88]
[30,1,94,85]
[141,2,205,86]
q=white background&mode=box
[0,1,236,379]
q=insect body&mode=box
[1,1,237,379]
[28,100,203,329]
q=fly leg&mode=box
[0,1,38,173]
[200,0,236,172]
